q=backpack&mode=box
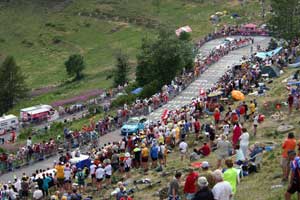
[77,172,84,181]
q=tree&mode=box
[65,54,85,80]
[179,31,191,41]
[136,28,194,87]
[268,0,300,40]
[0,56,28,114]
[113,51,129,87]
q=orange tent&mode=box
[231,90,245,101]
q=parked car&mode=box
[121,117,147,136]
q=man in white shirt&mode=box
[104,163,112,185]
[33,185,43,200]
[13,178,21,193]
[89,161,97,185]
[95,165,105,190]
[212,170,232,200]
[179,139,188,161]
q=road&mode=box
[0,36,270,183]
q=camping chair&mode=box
[250,152,263,171]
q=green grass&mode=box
[0,0,267,113]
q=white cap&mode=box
[198,176,208,187]
[201,161,209,168]
[125,152,130,157]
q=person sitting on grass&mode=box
[198,142,211,157]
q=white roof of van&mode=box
[21,105,52,113]
[0,114,17,122]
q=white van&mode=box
[0,114,19,134]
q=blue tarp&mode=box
[256,47,283,59]
[287,81,300,86]
[131,87,143,94]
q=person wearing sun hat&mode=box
[192,177,214,200]
[199,161,215,189]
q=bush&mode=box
[0,147,6,153]
[139,80,161,99]
[125,81,139,94]
[111,94,137,108]
[88,105,103,114]
[18,128,33,140]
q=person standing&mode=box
[150,143,159,168]
[285,150,300,200]
[33,185,43,200]
[199,161,215,189]
[249,100,256,117]
[184,168,199,200]
[55,162,65,191]
[76,168,86,194]
[288,94,294,115]
[232,123,241,148]
[64,163,72,192]
[212,170,232,200]
[282,133,297,181]
[168,172,182,200]
[194,119,201,140]
[141,143,149,173]
[253,113,259,136]
[223,159,239,196]
[104,161,112,186]
[239,128,249,159]
[179,139,188,161]
[89,161,97,186]
[192,177,214,200]
[213,108,221,130]
[95,165,105,191]
[217,135,231,168]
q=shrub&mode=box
[125,81,139,94]
[138,80,161,99]
[111,94,137,108]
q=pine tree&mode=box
[113,51,129,87]
[0,56,28,114]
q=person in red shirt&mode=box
[281,132,296,181]
[232,123,242,148]
[184,168,199,200]
[239,104,246,123]
[213,108,221,130]
[194,118,201,140]
[199,142,211,157]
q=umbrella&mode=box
[207,91,223,97]
[231,90,245,101]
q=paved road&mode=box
[0,36,270,183]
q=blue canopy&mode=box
[287,81,300,86]
[131,87,143,94]
[256,47,283,59]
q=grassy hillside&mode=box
[0,0,267,113]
